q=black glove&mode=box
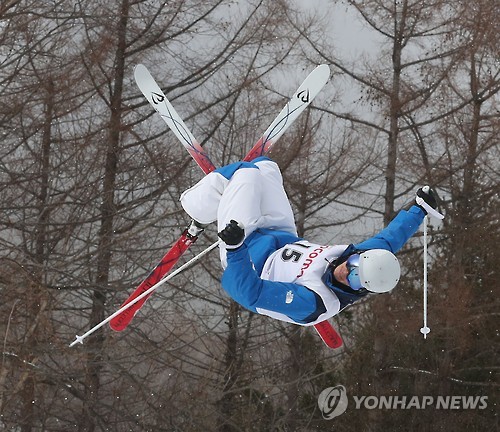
[416,186,437,212]
[415,185,444,219]
[218,220,245,249]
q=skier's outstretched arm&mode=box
[354,186,441,253]
[354,205,425,253]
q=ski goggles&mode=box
[346,254,363,290]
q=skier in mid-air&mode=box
[180,156,440,326]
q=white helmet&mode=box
[358,249,401,293]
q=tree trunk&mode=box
[79,1,129,431]
[217,301,241,432]
[20,78,55,432]
[384,14,404,225]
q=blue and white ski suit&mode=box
[180,157,425,326]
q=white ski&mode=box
[134,64,215,174]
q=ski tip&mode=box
[316,64,330,73]
[314,321,343,349]
[311,64,331,86]
[134,64,150,81]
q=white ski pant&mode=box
[179,159,297,265]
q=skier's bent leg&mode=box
[254,159,297,235]
[179,172,229,225]
[217,167,263,234]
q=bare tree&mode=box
[294,1,499,430]
[2,0,497,430]
[1,0,311,430]
[0,2,98,430]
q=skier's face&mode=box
[333,261,349,286]
[333,254,364,290]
